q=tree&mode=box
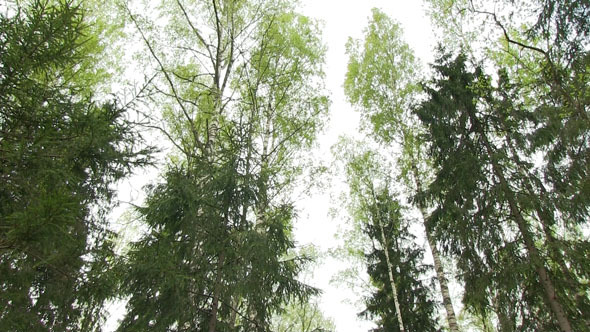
[424,1,590,330]
[116,0,329,331]
[0,1,152,331]
[415,52,589,331]
[335,140,438,332]
[344,8,460,331]
[424,0,590,240]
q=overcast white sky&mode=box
[294,1,436,331]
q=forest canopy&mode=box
[0,0,588,331]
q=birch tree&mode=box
[334,140,438,332]
[343,8,461,331]
[116,1,328,331]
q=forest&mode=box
[0,0,588,331]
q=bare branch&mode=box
[212,0,223,91]
[124,1,203,151]
[175,0,215,67]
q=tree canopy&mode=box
[0,0,588,331]
[115,0,329,331]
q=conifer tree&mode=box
[424,1,590,330]
[415,52,589,331]
[336,142,438,332]
[0,1,152,331]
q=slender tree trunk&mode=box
[414,197,460,332]
[511,208,572,332]
[228,296,239,328]
[492,293,514,332]
[425,228,460,332]
[407,147,460,332]
[208,253,225,332]
[504,135,584,308]
[378,221,405,332]
[470,112,573,332]
[371,189,405,332]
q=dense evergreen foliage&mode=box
[414,52,589,331]
[0,1,152,331]
[335,145,439,332]
[359,190,438,332]
[344,8,460,332]
[340,1,589,331]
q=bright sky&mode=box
[294,1,435,331]
[105,1,435,331]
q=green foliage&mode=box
[343,9,461,332]
[415,51,590,331]
[116,0,329,331]
[2,1,586,331]
[117,164,314,331]
[424,0,590,224]
[344,2,589,331]
[359,189,438,332]
[271,297,335,332]
[0,1,152,331]
[335,141,439,332]
[344,8,420,144]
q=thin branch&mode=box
[212,0,223,91]
[467,0,549,58]
[170,70,213,88]
[143,124,189,157]
[175,0,215,66]
[121,72,158,111]
[124,2,202,151]
[176,45,212,60]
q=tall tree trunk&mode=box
[425,225,460,332]
[378,221,405,332]
[371,189,405,332]
[228,296,240,328]
[503,135,584,308]
[407,144,460,332]
[470,112,573,332]
[492,293,514,332]
[508,200,572,332]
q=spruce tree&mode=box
[336,144,438,332]
[415,52,589,331]
[344,9,460,331]
[0,1,152,331]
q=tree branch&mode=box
[124,2,202,152]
